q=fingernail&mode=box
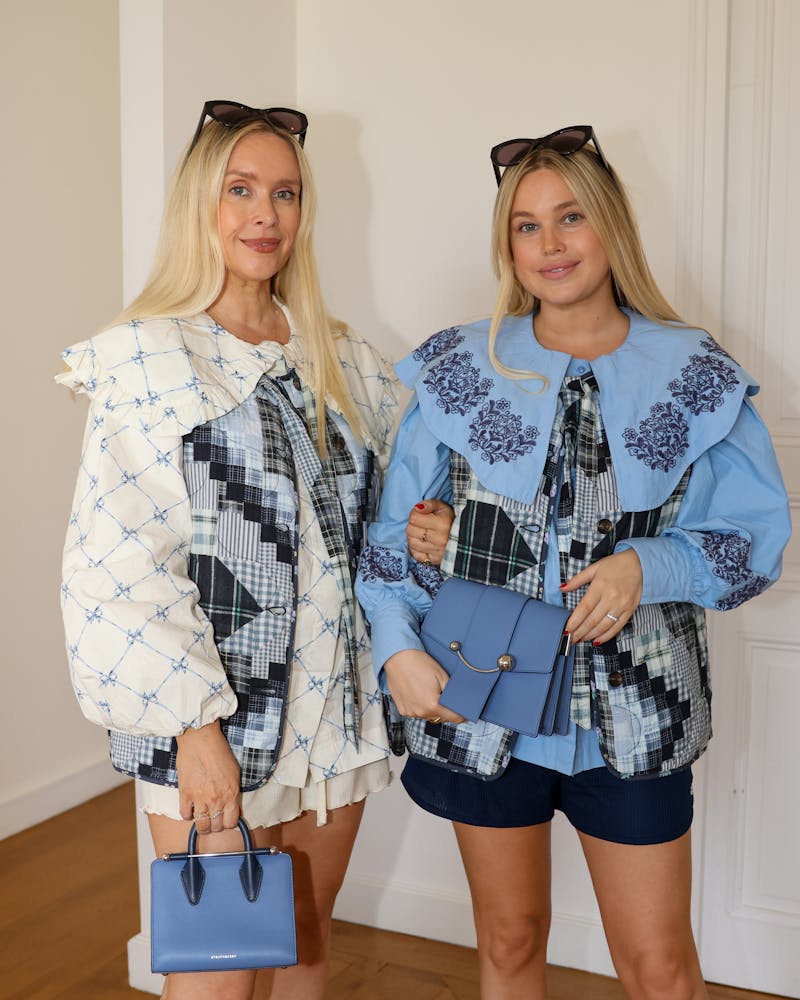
[559,583,568,590]
[563,629,570,636]
[593,640,602,647]
[415,503,425,510]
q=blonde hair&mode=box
[114,117,362,452]
[488,146,682,388]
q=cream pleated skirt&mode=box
[139,756,390,829]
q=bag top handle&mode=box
[186,817,254,855]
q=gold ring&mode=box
[430,716,441,724]
[423,552,431,566]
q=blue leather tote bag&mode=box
[421,577,575,737]
[151,818,297,974]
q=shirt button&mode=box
[608,671,624,687]
[577,364,588,374]
[597,518,613,534]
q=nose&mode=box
[252,195,278,228]
[541,225,564,256]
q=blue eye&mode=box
[563,212,582,224]
[274,189,297,201]
[518,222,539,233]
[229,184,250,197]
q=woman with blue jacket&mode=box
[356,126,791,999]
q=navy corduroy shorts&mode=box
[401,754,693,845]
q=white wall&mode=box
[0,0,127,838]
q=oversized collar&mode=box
[396,310,758,510]
[57,307,311,437]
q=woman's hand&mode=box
[384,649,465,724]
[406,498,455,566]
[561,548,643,645]
[175,721,242,834]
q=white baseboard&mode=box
[333,873,478,947]
[0,759,129,840]
[334,874,616,977]
[128,933,162,996]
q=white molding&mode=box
[0,761,129,841]
[722,0,775,374]
[674,0,732,945]
[119,0,165,303]
[674,0,730,334]
[128,933,162,995]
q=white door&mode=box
[698,2,800,995]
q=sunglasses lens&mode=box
[494,140,535,168]
[205,102,252,127]
[266,109,307,136]
[546,128,591,155]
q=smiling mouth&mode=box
[242,238,280,252]
[540,262,577,277]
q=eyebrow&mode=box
[224,170,301,186]
[511,200,579,220]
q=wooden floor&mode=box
[0,782,783,999]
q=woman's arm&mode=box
[61,399,237,737]
[563,398,790,643]
[356,401,464,723]
[616,398,789,608]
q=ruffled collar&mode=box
[396,310,758,509]
[56,305,312,437]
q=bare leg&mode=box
[579,829,709,1000]
[453,820,552,1000]
[253,799,365,1000]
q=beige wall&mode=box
[0,1,124,835]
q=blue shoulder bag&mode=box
[421,577,575,737]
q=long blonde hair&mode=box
[114,117,362,451]
[489,146,682,388]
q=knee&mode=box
[480,912,550,975]
[618,943,703,999]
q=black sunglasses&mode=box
[490,125,611,186]
[186,100,308,160]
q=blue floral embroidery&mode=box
[622,402,689,472]
[701,531,751,585]
[668,354,739,415]
[359,545,405,583]
[701,335,733,360]
[411,561,444,597]
[413,327,465,364]
[422,351,493,415]
[716,574,770,610]
[468,399,539,464]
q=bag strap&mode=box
[180,818,263,905]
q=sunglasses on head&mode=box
[186,100,309,161]
[490,125,611,186]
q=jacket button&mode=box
[597,518,613,534]
[608,671,623,687]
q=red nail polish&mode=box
[559,583,568,590]
[415,503,425,510]
[562,630,570,636]
[593,640,602,647]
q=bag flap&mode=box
[422,577,568,675]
